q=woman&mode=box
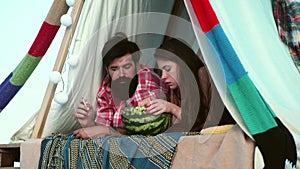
[146,37,235,132]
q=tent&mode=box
[0,0,299,168]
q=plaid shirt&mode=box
[95,65,169,128]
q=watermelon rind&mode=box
[122,106,172,135]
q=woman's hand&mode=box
[74,99,95,127]
[146,99,169,115]
[146,99,181,120]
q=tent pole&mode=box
[31,0,85,139]
[163,0,184,44]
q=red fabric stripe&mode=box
[28,21,60,57]
[190,0,219,32]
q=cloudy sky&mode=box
[0,1,65,143]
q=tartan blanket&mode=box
[38,132,187,169]
[272,0,300,68]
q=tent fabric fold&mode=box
[185,0,299,167]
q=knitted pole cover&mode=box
[0,0,69,112]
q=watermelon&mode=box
[122,106,172,136]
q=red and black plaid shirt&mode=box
[95,65,169,128]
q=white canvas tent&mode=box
[0,0,299,168]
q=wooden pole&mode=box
[163,0,184,44]
[31,0,85,139]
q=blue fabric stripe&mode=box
[0,73,22,112]
[206,25,247,84]
[203,22,278,135]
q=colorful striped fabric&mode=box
[0,0,69,112]
[38,132,185,169]
[187,0,278,135]
[185,1,299,166]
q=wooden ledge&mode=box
[0,144,20,167]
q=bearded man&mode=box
[73,33,168,138]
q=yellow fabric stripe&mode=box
[200,124,234,135]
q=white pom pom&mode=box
[66,0,75,7]
[54,92,68,105]
[60,14,72,27]
[67,55,79,67]
[49,71,61,84]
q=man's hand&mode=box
[138,98,151,106]
[74,99,95,127]
[73,125,119,139]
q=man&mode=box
[73,33,169,139]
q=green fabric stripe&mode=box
[11,54,42,86]
[228,75,277,135]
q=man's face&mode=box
[107,53,136,81]
[107,54,136,100]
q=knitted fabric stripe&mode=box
[189,0,277,135]
[28,21,60,56]
[206,26,246,84]
[228,75,277,134]
[0,73,22,111]
[11,54,42,86]
[190,0,218,32]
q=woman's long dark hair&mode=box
[154,37,207,132]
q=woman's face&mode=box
[156,58,179,90]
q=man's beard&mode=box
[111,76,134,101]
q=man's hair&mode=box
[102,32,141,67]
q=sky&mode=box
[0,1,65,143]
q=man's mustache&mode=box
[111,75,138,99]
[113,77,132,84]
[111,76,133,100]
